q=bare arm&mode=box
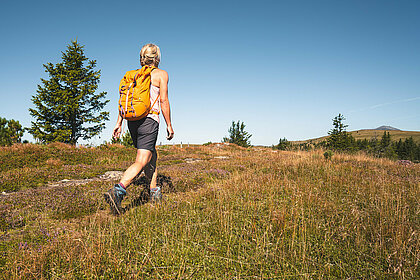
[159,71,174,140]
[113,113,123,139]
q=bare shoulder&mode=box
[154,68,168,80]
[151,68,169,87]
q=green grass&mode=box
[0,144,418,279]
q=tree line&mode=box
[273,114,420,162]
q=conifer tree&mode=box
[222,120,252,147]
[380,131,391,149]
[0,117,24,146]
[273,138,291,150]
[327,113,353,150]
[111,130,134,147]
[28,40,109,145]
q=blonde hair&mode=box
[140,43,161,67]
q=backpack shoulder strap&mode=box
[149,92,160,113]
[131,69,141,88]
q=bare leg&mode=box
[150,167,158,189]
[143,149,161,201]
[120,149,152,187]
[144,149,158,189]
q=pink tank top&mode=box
[148,85,160,123]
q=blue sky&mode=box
[1,0,419,146]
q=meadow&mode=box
[292,129,420,144]
[0,143,419,279]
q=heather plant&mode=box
[0,143,137,192]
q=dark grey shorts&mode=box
[128,117,159,151]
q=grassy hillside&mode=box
[1,143,419,279]
[293,129,420,144]
[351,129,420,143]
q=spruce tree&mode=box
[380,131,391,149]
[327,113,352,150]
[222,120,252,147]
[0,117,24,146]
[274,138,291,150]
[28,40,109,145]
[111,130,134,147]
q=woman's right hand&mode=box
[113,124,122,139]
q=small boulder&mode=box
[397,160,413,166]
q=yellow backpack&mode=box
[118,65,157,120]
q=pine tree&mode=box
[327,113,352,150]
[380,131,391,149]
[222,120,252,147]
[402,137,416,161]
[273,138,291,150]
[28,40,109,145]
[0,117,24,146]
[111,130,134,147]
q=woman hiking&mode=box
[104,43,174,215]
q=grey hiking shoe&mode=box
[104,184,126,215]
[150,187,162,203]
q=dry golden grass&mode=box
[293,129,420,144]
[0,144,419,279]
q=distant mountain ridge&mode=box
[374,126,401,131]
[292,128,420,144]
